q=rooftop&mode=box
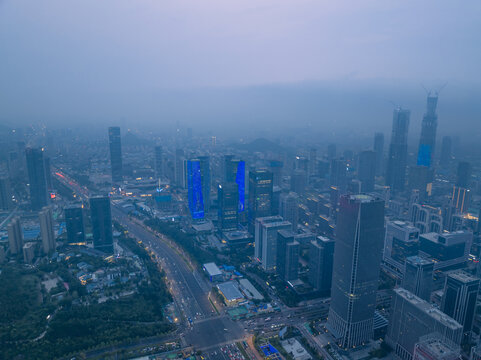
[406,255,433,266]
[217,281,244,302]
[448,271,480,284]
[203,262,222,277]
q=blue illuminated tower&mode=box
[187,159,204,219]
[417,92,438,167]
[224,156,245,213]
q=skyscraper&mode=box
[357,150,376,192]
[154,145,163,180]
[327,143,337,160]
[8,216,23,255]
[373,132,384,176]
[218,183,239,231]
[187,159,205,219]
[441,271,480,342]
[280,192,299,232]
[417,93,438,167]
[198,156,211,212]
[330,159,347,193]
[90,196,114,254]
[277,229,299,282]
[108,127,123,184]
[248,169,273,233]
[65,205,85,243]
[224,156,246,212]
[175,149,185,187]
[383,220,420,276]
[456,161,471,188]
[440,136,452,167]
[25,147,48,211]
[39,206,56,254]
[386,108,410,193]
[327,194,385,349]
[402,255,434,302]
[452,162,471,214]
[309,236,335,296]
[0,177,12,210]
[254,216,291,270]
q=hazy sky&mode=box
[1,0,480,134]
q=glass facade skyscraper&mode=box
[327,194,385,349]
[417,93,438,167]
[248,169,273,233]
[108,126,123,184]
[187,159,205,219]
[386,107,410,193]
[25,147,48,211]
[90,196,114,254]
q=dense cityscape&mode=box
[1,1,481,360]
[1,87,481,360]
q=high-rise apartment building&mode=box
[108,127,123,184]
[327,194,385,349]
[386,108,410,193]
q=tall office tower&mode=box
[198,156,211,211]
[442,271,480,342]
[413,334,461,360]
[419,231,472,270]
[218,183,239,231]
[65,205,85,243]
[373,132,384,176]
[294,156,309,172]
[224,156,246,212]
[90,196,114,254]
[327,194,385,349]
[248,169,273,233]
[386,107,410,193]
[383,220,420,276]
[329,159,347,193]
[387,288,463,359]
[8,216,23,255]
[268,160,283,187]
[290,170,307,195]
[309,236,335,296]
[456,161,471,188]
[154,145,163,180]
[280,192,299,232]
[358,150,376,192]
[25,147,48,211]
[175,149,185,187]
[0,177,12,210]
[327,143,337,160]
[440,136,452,167]
[276,229,299,281]
[254,216,291,270]
[44,156,52,190]
[108,126,123,184]
[308,148,317,177]
[187,159,205,219]
[417,93,438,167]
[403,255,434,301]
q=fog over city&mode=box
[1,2,481,360]
[1,1,480,141]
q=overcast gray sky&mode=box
[0,0,480,135]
